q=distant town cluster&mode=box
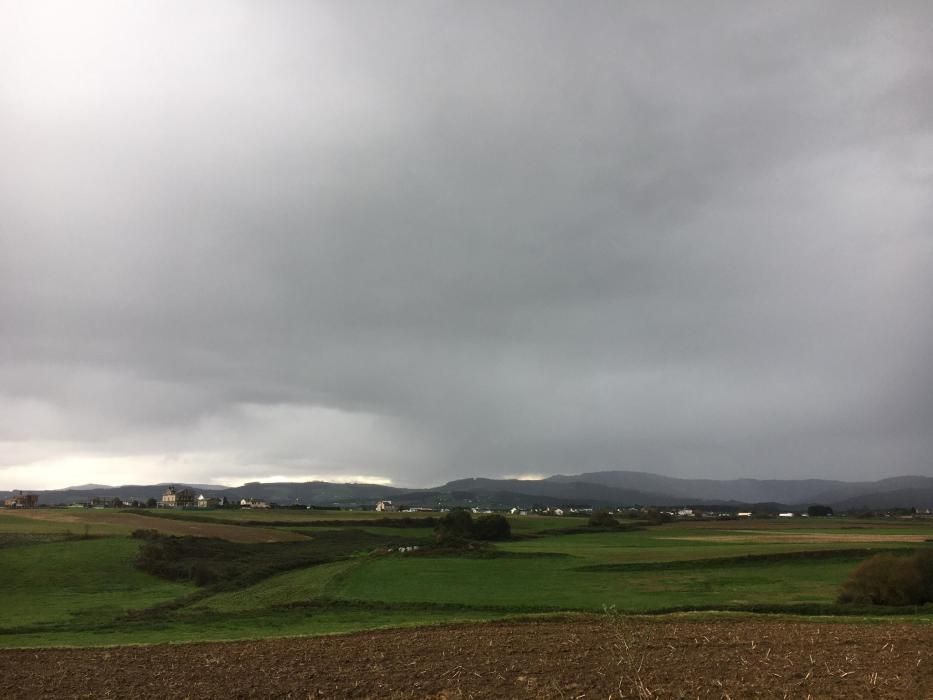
[3,487,932,522]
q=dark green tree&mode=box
[435,509,474,544]
[471,514,511,541]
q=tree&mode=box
[807,505,833,517]
[435,510,511,543]
[146,497,158,508]
[471,514,511,541]
[435,509,474,544]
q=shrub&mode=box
[838,550,933,605]
[131,528,161,540]
[588,510,619,528]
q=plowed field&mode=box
[1,618,930,698]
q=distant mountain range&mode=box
[3,470,932,511]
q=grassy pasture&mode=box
[497,527,924,564]
[0,606,517,648]
[0,538,193,629]
[1,512,931,648]
[326,554,860,611]
[145,508,439,522]
[136,507,574,533]
[195,560,360,612]
[286,525,435,539]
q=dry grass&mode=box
[662,532,929,544]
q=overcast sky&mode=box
[2,1,931,490]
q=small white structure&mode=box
[737,512,752,518]
[375,500,397,512]
[510,507,519,514]
[197,494,222,509]
[778,512,794,518]
[553,508,564,516]
[677,509,694,517]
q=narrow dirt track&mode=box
[1,618,930,698]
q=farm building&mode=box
[3,491,38,508]
[376,500,397,512]
[197,495,223,508]
[160,486,195,508]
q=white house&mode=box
[375,500,397,512]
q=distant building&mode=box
[375,500,397,512]
[160,486,195,508]
[197,494,223,509]
[161,486,177,507]
[737,512,752,518]
[3,491,38,509]
[240,498,270,509]
[778,512,794,518]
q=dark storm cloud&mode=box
[1,1,931,488]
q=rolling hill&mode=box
[3,472,931,510]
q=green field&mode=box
[1,508,932,648]
[0,538,194,628]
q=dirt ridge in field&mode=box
[1,618,930,698]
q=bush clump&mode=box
[588,510,619,528]
[435,510,511,544]
[838,550,933,606]
[131,528,161,540]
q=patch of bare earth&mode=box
[0,510,305,543]
[1,618,930,698]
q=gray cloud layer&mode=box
[2,1,931,488]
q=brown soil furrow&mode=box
[0,618,930,698]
